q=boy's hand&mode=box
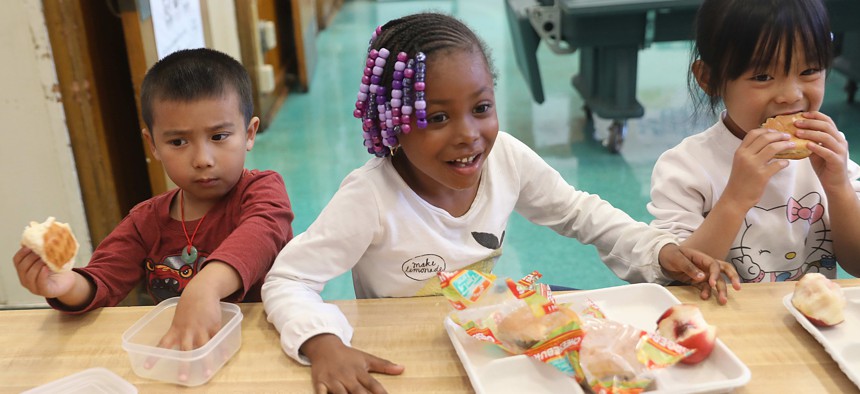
[155,261,242,351]
[13,247,76,298]
[301,333,404,394]
[157,287,222,351]
[658,244,741,305]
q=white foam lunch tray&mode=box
[783,286,860,389]
[444,283,751,393]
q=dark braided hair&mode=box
[353,13,496,157]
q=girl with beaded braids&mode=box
[263,12,740,394]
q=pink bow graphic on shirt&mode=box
[786,198,824,224]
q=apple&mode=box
[791,273,845,327]
[656,304,716,365]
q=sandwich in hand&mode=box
[21,217,78,272]
[762,113,812,159]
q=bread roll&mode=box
[762,113,812,159]
[21,217,78,272]
[496,305,580,353]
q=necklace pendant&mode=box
[181,246,198,265]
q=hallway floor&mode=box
[247,0,860,300]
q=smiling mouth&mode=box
[448,154,479,167]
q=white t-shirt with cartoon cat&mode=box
[649,116,860,283]
[263,131,678,363]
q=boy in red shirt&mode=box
[13,48,293,353]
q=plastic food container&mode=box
[22,367,137,393]
[121,297,243,386]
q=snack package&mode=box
[579,310,691,394]
[440,270,586,381]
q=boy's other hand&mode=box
[301,333,404,394]
[658,244,742,305]
[13,247,76,298]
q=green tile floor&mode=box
[246,0,860,300]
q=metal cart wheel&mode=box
[603,120,627,154]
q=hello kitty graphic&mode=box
[730,192,836,282]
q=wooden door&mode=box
[117,0,172,196]
[43,0,151,246]
[235,0,316,131]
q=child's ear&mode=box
[244,117,260,151]
[141,129,161,160]
[692,60,713,96]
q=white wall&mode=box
[0,1,92,308]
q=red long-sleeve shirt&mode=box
[50,169,294,312]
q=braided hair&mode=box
[353,13,496,157]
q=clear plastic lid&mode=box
[22,367,137,394]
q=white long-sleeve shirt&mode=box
[263,131,677,363]
[649,118,860,282]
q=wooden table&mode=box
[1,280,858,393]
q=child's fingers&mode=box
[721,261,742,291]
[146,332,178,369]
[696,282,711,301]
[675,247,711,283]
[366,354,405,376]
[320,381,348,394]
[13,247,32,267]
[177,359,191,383]
[803,131,847,162]
[357,373,387,394]
[17,254,40,287]
[799,111,835,129]
[13,249,37,277]
[706,256,722,289]
[743,128,791,154]
[714,278,729,305]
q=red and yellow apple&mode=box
[656,304,716,365]
[791,273,845,327]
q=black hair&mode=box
[140,48,254,131]
[372,12,497,92]
[355,12,496,156]
[691,0,833,115]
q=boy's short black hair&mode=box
[140,48,254,131]
[691,0,832,114]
